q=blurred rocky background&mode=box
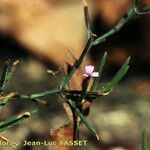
[0,0,150,150]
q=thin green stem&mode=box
[91,52,107,92]
[67,99,99,140]
[20,89,61,99]
[94,1,150,46]
[0,60,11,92]
[64,90,102,100]
[81,77,90,100]
[133,0,150,15]
[59,37,94,89]
[84,3,92,39]
[94,7,136,45]
[141,130,148,150]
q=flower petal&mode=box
[91,72,99,77]
[85,66,90,74]
[89,65,94,74]
[83,73,89,77]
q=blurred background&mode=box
[0,0,150,150]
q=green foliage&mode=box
[91,51,107,92]
[101,57,130,94]
[93,1,150,45]
[141,130,148,150]
[67,99,99,140]
[0,60,19,93]
[0,111,36,132]
[0,60,36,134]
[0,0,150,145]
[0,60,19,113]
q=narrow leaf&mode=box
[20,88,60,99]
[67,99,99,140]
[0,60,19,92]
[0,110,37,132]
[101,57,130,94]
[141,130,148,150]
[91,51,107,92]
[0,60,11,92]
[4,60,20,87]
[59,38,93,89]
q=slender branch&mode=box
[94,7,136,45]
[83,0,92,38]
[0,1,149,145]
[12,0,150,101]
[59,37,94,89]
[142,6,150,14]
[133,0,150,14]
[15,37,94,100]
[134,6,150,14]
[67,99,99,140]
[22,37,94,100]
[81,77,90,101]
[72,108,78,140]
[19,89,61,99]
[94,1,150,46]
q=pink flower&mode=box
[83,65,99,77]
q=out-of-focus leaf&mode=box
[0,60,19,92]
[91,51,107,92]
[101,57,130,94]
[0,110,37,132]
[0,60,11,92]
[141,130,148,150]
